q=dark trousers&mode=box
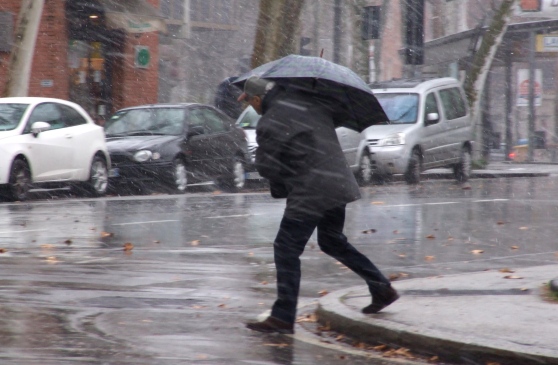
[270,205,391,324]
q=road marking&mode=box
[207,214,263,219]
[424,202,459,205]
[0,229,49,234]
[473,199,509,202]
[111,220,180,226]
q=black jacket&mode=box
[255,86,361,218]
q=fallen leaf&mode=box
[191,240,200,246]
[499,268,515,273]
[41,244,55,249]
[362,229,377,234]
[260,281,268,285]
[373,344,388,351]
[371,201,385,205]
[335,335,344,341]
[447,236,454,241]
[428,356,440,363]
[101,231,114,238]
[212,190,222,195]
[263,343,290,348]
[218,303,226,308]
[471,249,484,254]
[497,221,505,225]
[425,234,435,239]
[424,255,435,261]
[0,248,7,253]
[123,242,134,251]
[486,362,501,365]
[153,240,160,243]
[510,245,519,250]
[393,230,399,234]
[389,272,409,281]
[519,226,529,230]
[196,354,208,360]
[248,252,254,256]
[504,275,523,279]
[64,239,72,245]
[296,313,317,323]
[191,305,206,309]
[318,289,329,297]
[398,254,406,258]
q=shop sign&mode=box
[536,34,558,51]
[135,46,151,68]
[516,0,558,18]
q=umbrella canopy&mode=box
[233,55,388,132]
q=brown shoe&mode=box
[362,286,400,314]
[246,316,294,334]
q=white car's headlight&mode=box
[134,150,153,162]
[379,132,405,146]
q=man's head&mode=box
[237,76,275,115]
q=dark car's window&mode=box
[375,93,418,124]
[188,108,227,134]
[236,106,260,129]
[0,103,28,131]
[203,109,227,134]
[60,104,88,127]
[105,108,185,136]
[439,87,467,120]
[424,93,439,122]
[25,103,64,132]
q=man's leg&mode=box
[247,214,318,333]
[316,205,399,313]
[270,215,317,324]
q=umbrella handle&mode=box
[320,48,324,58]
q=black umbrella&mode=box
[232,54,388,132]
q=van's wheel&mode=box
[85,156,108,197]
[404,148,421,185]
[217,158,245,192]
[357,152,373,186]
[5,159,31,201]
[453,147,472,183]
[170,158,188,194]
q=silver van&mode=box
[361,77,473,184]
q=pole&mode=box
[527,31,536,162]
[505,43,513,161]
[333,0,342,64]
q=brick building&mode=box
[0,0,164,122]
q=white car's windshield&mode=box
[105,108,185,136]
[0,103,29,131]
[236,107,261,129]
[375,93,419,124]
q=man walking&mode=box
[239,76,399,334]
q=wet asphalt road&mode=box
[0,177,557,364]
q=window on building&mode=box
[0,12,13,52]
[362,6,381,40]
[190,0,234,26]
[161,0,185,21]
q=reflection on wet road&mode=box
[0,177,556,364]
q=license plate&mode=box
[109,168,119,177]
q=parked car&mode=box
[104,103,250,193]
[366,77,474,184]
[0,97,110,201]
[235,106,373,185]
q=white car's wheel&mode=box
[6,159,31,201]
[171,158,188,193]
[405,148,421,185]
[357,152,373,186]
[217,158,245,192]
[453,147,472,183]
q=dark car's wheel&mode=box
[170,158,188,194]
[217,158,245,192]
[4,159,32,202]
[79,156,108,197]
[356,151,373,186]
[453,147,472,183]
[404,148,422,185]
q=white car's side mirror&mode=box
[31,121,51,136]
[425,112,440,126]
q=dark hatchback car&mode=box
[104,103,250,193]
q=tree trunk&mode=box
[251,0,306,69]
[462,0,516,161]
[4,0,45,97]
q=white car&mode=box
[0,97,111,201]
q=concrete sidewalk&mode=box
[316,264,558,365]
[422,161,558,180]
